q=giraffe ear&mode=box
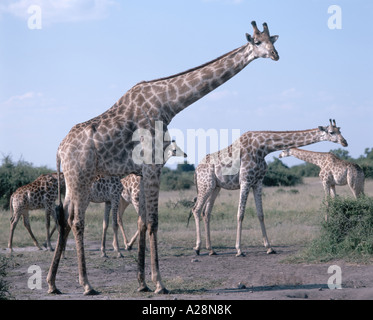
[270,35,279,44]
[246,33,253,43]
[318,126,326,132]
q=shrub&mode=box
[160,167,194,191]
[263,158,303,187]
[0,255,10,300]
[305,196,373,262]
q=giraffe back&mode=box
[89,175,123,203]
[10,173,61,211]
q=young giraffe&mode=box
[48,21,279,295]
[279,147,365,217]
[88,175,124,258]
[116,140,187,251]
[8,173,64,252]
[192,119,348,257]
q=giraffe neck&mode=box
[289,149,326,167]
[247,128,326,156]
[114,42,257,125]
[163,43,256,120]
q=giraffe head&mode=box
[164,140,187,162]
[246,21,279,61]
[318,119,348,147]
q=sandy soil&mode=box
[2,239,373,301]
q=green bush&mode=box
[289,162,320,177]
[0,255,10,300]
[305,196,373,262]
[160,167,194,191]
[263,158,303,187]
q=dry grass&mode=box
[1,178,372,254]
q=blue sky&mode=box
[0,0,372,169]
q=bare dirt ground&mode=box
[2,238,373,301]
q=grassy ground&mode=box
[1,177,373,300]
[1,177,372,254]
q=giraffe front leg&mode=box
[148,223,168,294]
[235,185,250,257]
[143,169,168,294]
[192,206,202,255]
[253,183,275,254]
[111,201,123,258]
[8,209,22,253]
[117,197,131,250]
[203,187,220,256]
[137,216,150,292]
[127,230,139,251]
[101,202,110,258]
[136,179,151,293]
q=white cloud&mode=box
[202,0,243,4]
[2,91,42,106]
[0,0,117,25]
[280,87,303,99]
[205,89,238,102]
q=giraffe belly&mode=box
[215,172,240,190]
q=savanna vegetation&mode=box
[0,149,372,299]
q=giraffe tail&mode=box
[9,194,15,223]
[186,171,199,227]
[55,150,64,227]
[186,197,197,228]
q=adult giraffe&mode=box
[47,21,279,295]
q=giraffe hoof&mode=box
[236,252,246,257]
[194,249,200,256]
[266,248,276,254]
[48,288,62,295]
[155,287,170,295]
[84,288,100,296]
[209,250,217,256]
[138,285,152,293]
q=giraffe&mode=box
[88,175,124,258]
[8,173,64,252]
[116,140,187,251]
[279,147,365,220]
[191,119,348,257]
[47,21,280,295]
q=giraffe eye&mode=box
[255,41,261,46]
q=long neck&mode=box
[134,43,257,125]
[289,149,325,167]
[248,129,325,156]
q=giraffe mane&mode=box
[137,45,245,85]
